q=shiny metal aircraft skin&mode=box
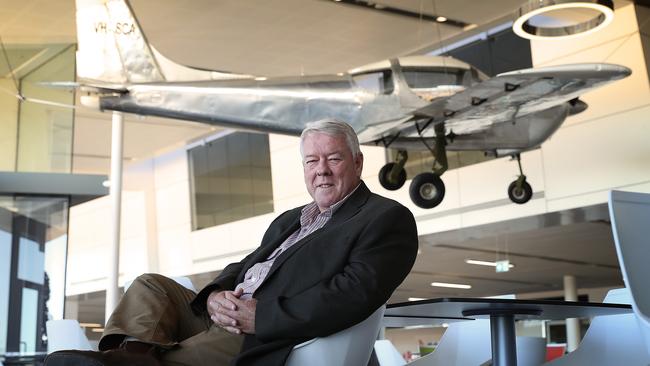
[75,0,631,209]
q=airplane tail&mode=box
[75,0,251,85]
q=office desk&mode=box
[386,298,632,366]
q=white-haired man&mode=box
[46,119,418,366]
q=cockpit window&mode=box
[402,68,472,88]
[352,70,394,94]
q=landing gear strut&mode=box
[507,154,533,204]
[409,124,447,209]
[378,150,407,190]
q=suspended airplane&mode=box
[72,0,631,209]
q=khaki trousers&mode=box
[100,273,243,366]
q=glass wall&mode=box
[0,196,69,358]
[188,132,274,230]
[0,44,75,173]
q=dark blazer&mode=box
[191,182,418,366]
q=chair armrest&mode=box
[292,338,318,350]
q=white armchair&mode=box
[285,305,386,366]
[46,319,93,354]
[543,288,649,365]
[407,319,492,366]
[609,190,650,358]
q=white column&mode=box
[105,111,124,324]
[564,275,581,352]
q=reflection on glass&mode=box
[189,132,274,230]
[20,288,39,353]
[18,238,45,284]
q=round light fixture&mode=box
[513,0,614,40]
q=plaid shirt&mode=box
[235,185,359,299]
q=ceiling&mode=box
[0,0,628,316]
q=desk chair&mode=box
[285,305,386,366]
[46,319,93,354]
[609,190,650,358]
[543,288,649,366]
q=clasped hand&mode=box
[207,288,257,335]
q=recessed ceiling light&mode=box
[465,259,515,268]
[91,328,105,333]
[431,282,472,289]
[254,77,268,81]
[79,323,102,328]
[513,0,614,40]
[436,16,447,22]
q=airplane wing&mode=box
[400,63,630,138]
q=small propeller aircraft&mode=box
[72,0,631,209]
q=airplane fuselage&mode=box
[100,74,406,136]
[98,71,569,156]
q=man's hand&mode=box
[207,288,257,334]
[207,289,241,334]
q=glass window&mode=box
[17,46,76,173]
[352,70,394,94]
[0,196,69,357]
[188,132,274,230]
[0,228,11,355]
[0,43,76,174]
[0,79,19,172]
[402,68,471,89]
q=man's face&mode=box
[302,132,363,212]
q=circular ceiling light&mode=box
[513,0,614,40]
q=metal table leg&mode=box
[490,314,517,366]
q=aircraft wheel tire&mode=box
[409,173,445,209]
[378,163,407,191]
[508,180,533,204]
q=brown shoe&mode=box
[44,349,160,366]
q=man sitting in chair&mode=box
[46,119,419,366]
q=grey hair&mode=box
[300,119,361,158]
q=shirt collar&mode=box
[300,182,361,226]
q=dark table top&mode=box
[385,297,632,324]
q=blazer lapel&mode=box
[260,182,371,283]
[237,210,301,281]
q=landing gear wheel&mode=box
[508,180,533,204]
[378,163,407,190]
[409,173,445,209]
